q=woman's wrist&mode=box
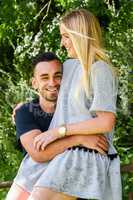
[57,125,67,138]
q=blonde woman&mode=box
[9,9,122,200]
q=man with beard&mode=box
[6,52,108,200]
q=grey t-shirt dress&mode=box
[14,59,122,200]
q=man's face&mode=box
[32,60,62,102]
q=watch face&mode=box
[60,127,65,133]
[59,126,66,137]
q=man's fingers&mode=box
[12,109,17,124]
[98,139,108,149]
[95,146,106,155]
[98,136,108,147]
[99,135,107,142]
[96,142,108,153]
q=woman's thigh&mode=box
[27,187,77,200]
[6,182,30,200]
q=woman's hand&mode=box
[33,128,60,151]
[12,102,24,124]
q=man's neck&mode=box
[39,97,56,114]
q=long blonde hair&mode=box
[60,9,110,97]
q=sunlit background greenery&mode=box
[0,0,132,199]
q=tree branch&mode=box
[121,163,133,173]
[0,181,12,188]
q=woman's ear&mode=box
[32,77,38,90]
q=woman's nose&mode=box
[60,38,64,47]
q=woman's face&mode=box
[60,24,77,58]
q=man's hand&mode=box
[12,102,24,124]
[33,127,108,155]
[21,130,108,162]
[79,134,108,154]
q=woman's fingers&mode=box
[12,102,23,124]
[34,138,43,151]
[33,132,56,151]
[33,135,45,151]
[36,140,44,151]
[41,143,47,151]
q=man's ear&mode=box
[32,77,38,90]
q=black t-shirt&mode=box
[15,98,53,154]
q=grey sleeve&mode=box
[89,61,117,114]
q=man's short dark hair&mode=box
[32,52,61,71]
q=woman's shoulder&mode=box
[91,60,114,77]
[63,58,80,67]
[62,59,81,75]
[91,60,111,71]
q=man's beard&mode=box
[40,90,58,102]
[45,95,57,102]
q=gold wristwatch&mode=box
[58,125,67,138]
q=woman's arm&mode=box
[21,130,108,162]
[33,63,117,150]
[66,111,116,136]
[33,111,114,151]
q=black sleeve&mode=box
[15,104,40,146]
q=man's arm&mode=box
[21,130,108,163]
[14,104,87,162]
[15,103,108,162]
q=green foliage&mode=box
[0,0,132,199]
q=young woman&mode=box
[7,9,122,200]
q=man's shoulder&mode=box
[16,102,30,113]
[16,99,39,116]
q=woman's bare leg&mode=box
[27,187,77,200]
[6,182,30,200]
